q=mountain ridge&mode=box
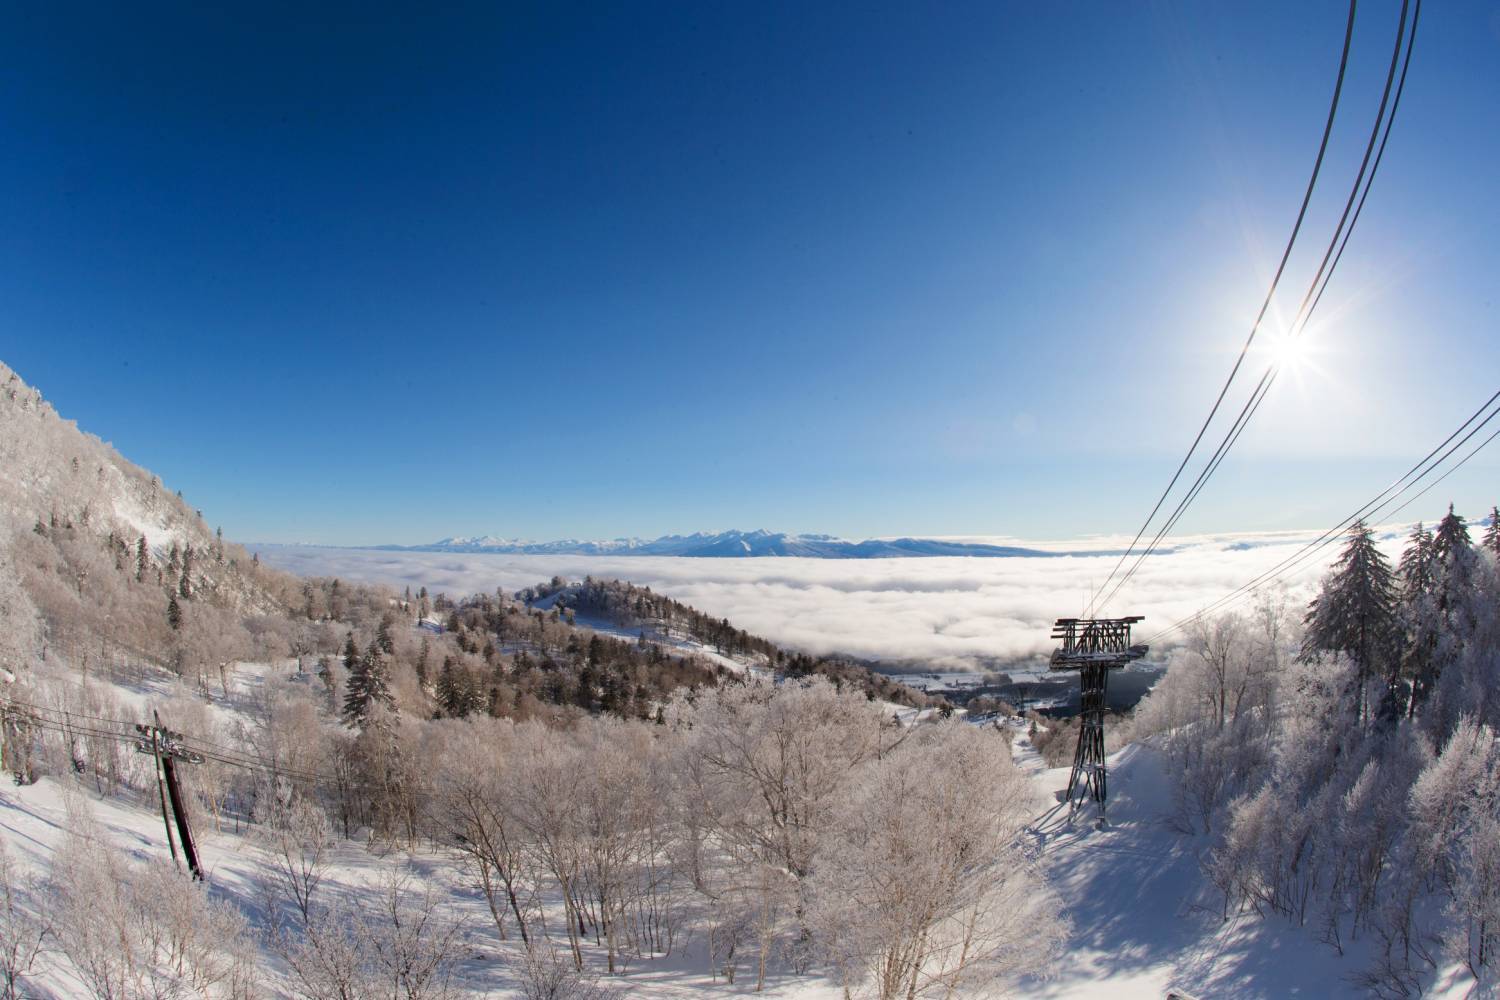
[371,529,1133,559]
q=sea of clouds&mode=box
[256,526,1413,670]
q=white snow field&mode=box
[1006,729,1478,1000]
[3,651,1478,997]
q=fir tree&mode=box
[178,571,192,600]
[135,536,149,582]
[436,657,480,718]
[1302,520,1397,725]
[1432,504,1476,622]
[415,637,431,688]
[376,615,395,655]
[1483,505,1500,559]
[166,594,182,631]
[342,640,394,729]
[1397,522,1434,600]
[1433,504,1473,566]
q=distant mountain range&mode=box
[375,529,1130,559]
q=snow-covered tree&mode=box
[343,639,395,729]
[0,844,46,1000]
[807,722,1064,999]
[1302,520,1398,724]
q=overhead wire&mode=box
[1085,0,1362,616]
[1092,0,1420,615]
[1,695,356,789]
[1143,386,1500,644]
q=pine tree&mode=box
[436,657,479,718]
[1482,505,1500,559]
[415,637,431,688]
[1432,504,1476,622]
[1397,522,1434,600]
[135,536,149,583]
[1302,519,1397,725]
[166,594,182,631]
[1433,504,1473,565]
[178,571,192,600]
[376,615,395,655]
[343,641,394,729]
[1394,521,1436,720]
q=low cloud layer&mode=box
[257,527,1411,669]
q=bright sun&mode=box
[1269,333,1306,370]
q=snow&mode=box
[1008,727,1478,999]
[0,775,843,999]
[0,656,1481,997]
[525,585,767,677]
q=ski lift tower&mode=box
[1049,616,1147,825]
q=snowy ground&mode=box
[1007,727,1478,999]
[2,657,1480,997]
[0,773,847,999]
[527,588,771,678]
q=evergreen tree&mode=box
[343,641,394,729]
[1397,522,1434,600]
[415,637,431,688]
[1302,520,1397,724]
[575,664,597,711]
[1390,521,1437,719]
[1433,503,1473,565]
[1398,507,1477,717]
[166,594,182,631]
[1484,505,1500,558]
[376,614,395,655]
[436,657,480,718]
[178,570,192,600]
[135,536,149,582]
[1432,504,1476,623]
[436,657,459,716]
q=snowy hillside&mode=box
[1008,731,1478,999]
[0,361,285,618]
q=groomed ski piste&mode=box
[0,657,1482,997]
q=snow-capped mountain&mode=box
[381,529,1081,558]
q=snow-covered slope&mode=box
[1008,729,1478,999]
[0,362,295,625]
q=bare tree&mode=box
[364,869,469,1000]
[51,795,258,999]
[808,722,1064,999]
[0,844,47,1000]
[429,718,539,945]
[517,942,612,1000]
[259,794,335,924]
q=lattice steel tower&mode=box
[1049,616,1148,825]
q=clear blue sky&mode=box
[3,2,1497,545]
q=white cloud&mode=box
[256,526,1412,669]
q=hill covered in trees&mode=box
[0,361,932,733]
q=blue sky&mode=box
[3,2,1497,545]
